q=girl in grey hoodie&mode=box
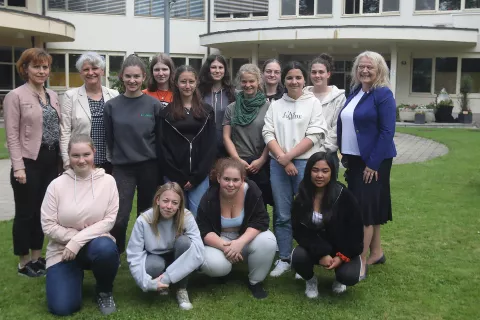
[126,182,205,310]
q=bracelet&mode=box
[336,252,350,263]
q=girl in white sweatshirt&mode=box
[41,134,119,316]
[262,61,327,277]
[304,54,347,173]
[126,182,204,310]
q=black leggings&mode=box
[291,246,361,286]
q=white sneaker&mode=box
[269,260,291,277]
[332,280,347,294]
[305,276,318,299]
[176,289,193,310]
[295,273,303,280]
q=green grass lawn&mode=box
[0,128,8,159]
[0,128,479,319]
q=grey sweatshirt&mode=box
[304,85,346,153]
[104,94,162,165]
[126,208,205,292]
[203,89,231,152]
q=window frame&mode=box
[413,0,480,14]
[133,0,206,20]
[214,11,269,20]
[47,0,127,16]
[342,0,400,16]
[1,0,27,8]
[280,0,333,18]
[0,46,27,93]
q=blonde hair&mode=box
[235,63,264,92]
[148,182,186,237]
[350,51,390,89]
[67,134,95,154]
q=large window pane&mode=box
[281,0,296,15]
[0,65,13,90]
[232,58,249,78]
[415,0,435,10]
[68,0,87,12]
[15,68,24,88]
[50,54,66,87]
[435,57,457,94]
[465,0,480,9]
[299,0,314,15]
[363,0,379,13]
[383,0,399,11]
[69,54,83,87]
[189,0,204,18]
[8,0,26,7]
[189,58,202,73]
[345,0,360,14]
[109,56,124,77]
[0,46,12,63]
[172,57,186,68]
[14,47,26,62]
[48,0,66,10]
[439,0,460,10]
[317,0,332,14]
[412,58,432,93]
[461,58,480,93]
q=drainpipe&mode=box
[42,0,46,15]
[207,0,211,55]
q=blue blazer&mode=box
[337,85,397,171]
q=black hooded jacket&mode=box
[196,179,269,239]
[291,182,363,261]
[158,103,216,187]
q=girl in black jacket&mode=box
[291,152,364,298]
[197,158,277,299]
[158,65,216,217]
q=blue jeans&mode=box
[164,177,209,217]
[46,237,119,316]
[270,159,307,260]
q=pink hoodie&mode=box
[41,168,119,268]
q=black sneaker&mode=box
[18,261,42,278]
[96,292,117,315]
[32,257,47,275]
[248,282,268,300]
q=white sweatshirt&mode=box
[304,85,346,153]
[262,91,327,160]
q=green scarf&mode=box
[231,91,266,126]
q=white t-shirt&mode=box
[340,90,365,156]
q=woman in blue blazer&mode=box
[337,51,396,280]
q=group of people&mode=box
[4,47,396,316]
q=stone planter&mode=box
[399,109,435,123]
[435,106,454,123]
[415,113,426,124]
[457,112,473,124]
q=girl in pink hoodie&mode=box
[41,134,119,316]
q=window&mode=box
[344,0,398,14]
[412,58,432,93]
[0,46,27,92]
[172,57,186,67]
[281,0,332,16]
[136,0,204,19]
[435,57,457,94]
[190,58,203,72]
[214,0,267,19]
[3,0,26,7]
[109,56,124,77]
[232,58,250,78]
[48,0,126,15]
[415,0,463,11]
[465,0,480,9]
[68,53,107,87]
[461,58,480,93]
[330,61,353,95]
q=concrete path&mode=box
[0,132,449,221]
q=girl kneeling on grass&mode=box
[291,152,364,298]
[126,182,205,310]
[197,158,277,299]
[41,134,120,316]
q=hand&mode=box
[184,181,192,191]
[284,162,298,176]
[227,252,243,264]
[14,169,26,184]
[238,159,250,171]
[62,248,76,262]
[363,166,378,184]
[248,158,265,175]
[277,153,291,167]
[319,255,333,268]
[154,274,170,290]
[223,239,245,263]
[326,256,343,270]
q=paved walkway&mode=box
[0,132,448,221]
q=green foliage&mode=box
[459,75,473,112]
[436,99,453,108]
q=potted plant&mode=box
[458,75,473,124]
[435,98,454,123]
[415,107,426,124]
[398,104,417,122]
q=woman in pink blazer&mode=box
[4,48,61,278]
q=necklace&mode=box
[184,107,191,114]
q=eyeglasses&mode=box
[357,65,375,71]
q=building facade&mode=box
[2,0,480,117]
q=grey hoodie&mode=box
[304,85,346,153]
[126,208,205,291]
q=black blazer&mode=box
[292,182,363,261]
[196,179,269,239]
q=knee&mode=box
[145,255,166,278]
[250,231,277,256]
[47,295,81,316]
[89,237,119,260]
[291,246,309,268]
[174,235,192,254]
[201,251,232,277]
[336,265,360,287]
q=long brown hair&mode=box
[168,65,207,121]
[147,182,186,237]
[147,53,175,92]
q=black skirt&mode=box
[343,155,393,226]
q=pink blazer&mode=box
[4,83,61,171]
